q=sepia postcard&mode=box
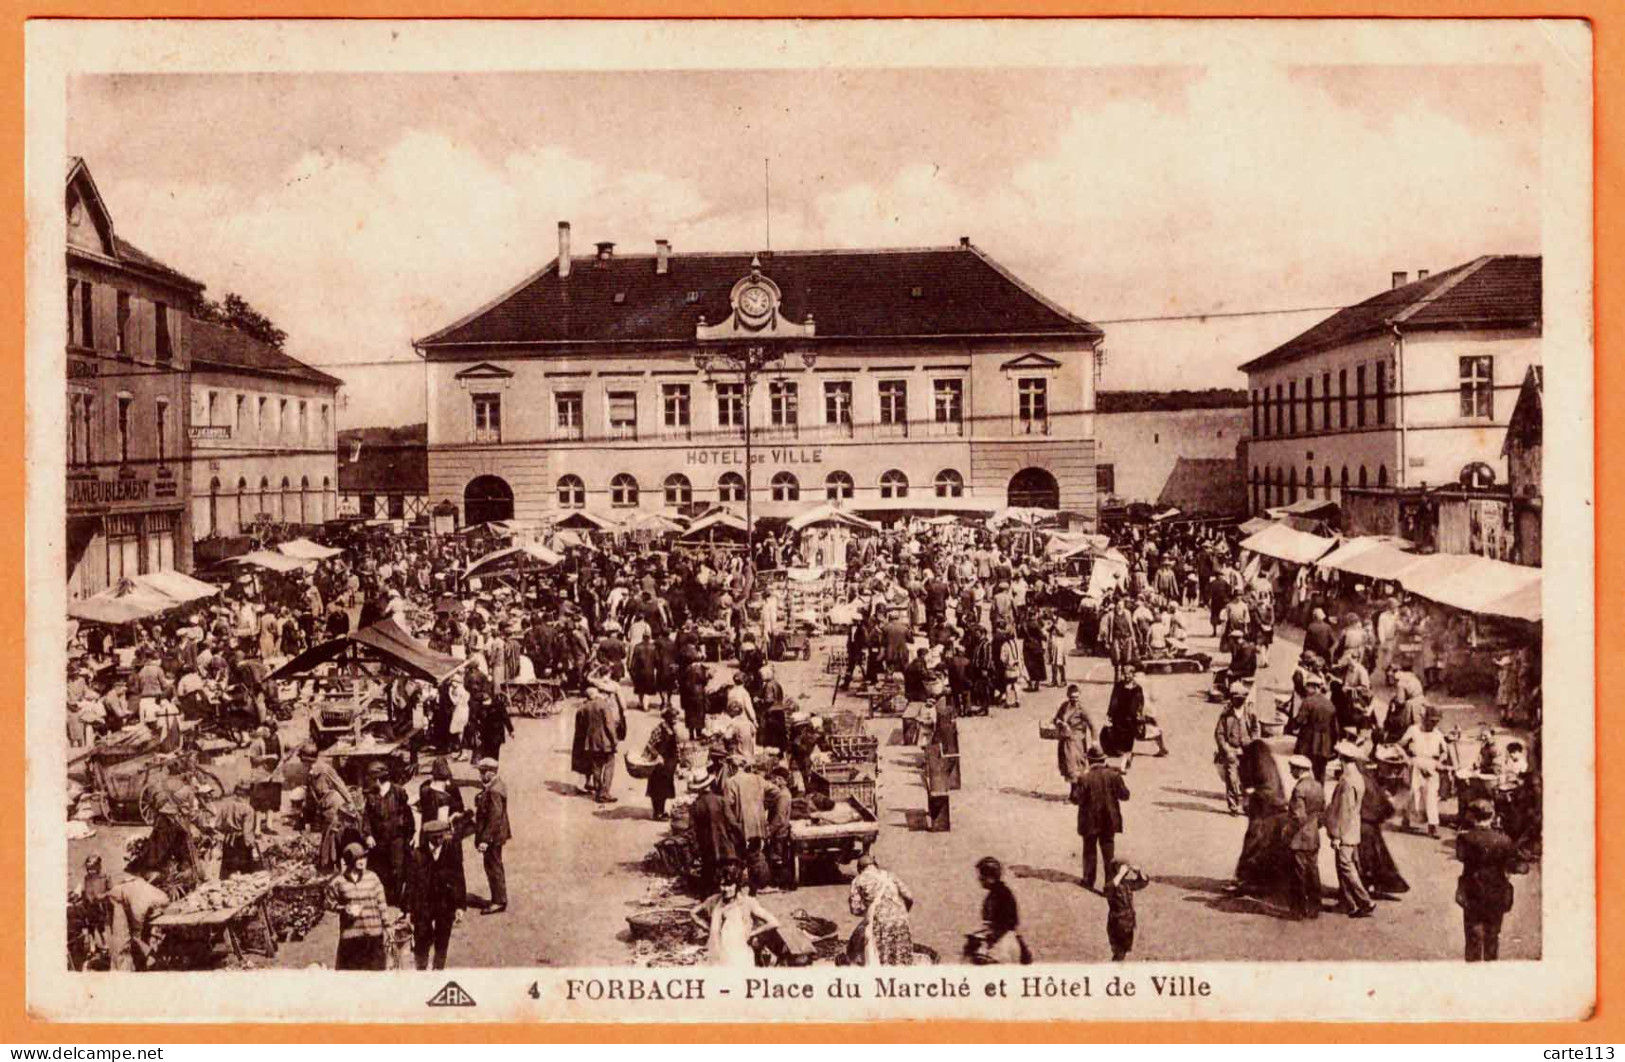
[23,17,1595,1024]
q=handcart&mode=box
[788,800,880,888]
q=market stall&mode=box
[277,537,345,562]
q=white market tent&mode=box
[1239,523,1337,566]
[1397,553,1542,623]
[278,537,345,561]
[682,510,750,540]
[787,502,880,533]
[462,542,564,581]
[232,549,317,574]
[1315,536,1419,582]
[136,569,221,604]
[67,572,220,625]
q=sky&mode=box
[67,64,1541,429]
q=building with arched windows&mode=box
[418,225,1104,524]
[1241,256,1541,515]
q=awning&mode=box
[787,503,880,533]
[1267,498,1341,520]
[463,543,563,580]
[1240,523,1336,565]
[1316,537,1420,581]
[548,529,596,552]
[988,506,1057,527]
[278,538,344,561]
[682,511,750,540]
[1398,554,1542,622]
[232,550,315,574]
[622,510,684,535]
[268,618,469,684]
[67,581,178,625]
[1238,517,1276,536]
[553,510,620,532]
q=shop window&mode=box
[771,471,800,502]
[1459,356,1494,418]
[664,473,692,508]
[557,475,585,509]
[208,478,220,536]
[610,473,639,508]
[935,469,964,498]
[825,471,854,502]
[718,472,746,503]
[879,469,909,499]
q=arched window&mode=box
[300,475,311,523]
[1340,466,1350,493]
[1288,466,1298,503]
[610,473,639,508]
[770,471,800,502]
[663,473,692,508]
[1323,466,1332,499]
[208,476,221,535]
[259,476,270,520]
[1358,466,1369,488]
[556,474,585,509]
[1377,464,1389,487]
[322,476,332,521]
[825,471,854,502]
[934,469,964,498]
[237,477,249,528]
[879,469,909,499]
[1305,465,1316,500]
[1273,467,1283,506]
[280,476,292,523]
[718,472,746,503]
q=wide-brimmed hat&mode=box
[687,770,716,793]
[366,762,389,779]
[298,742,320,760]
[1334,741,1367,762]
[1086,747,1107,765]
[431,756,454,781]
[342,842,367,864]
[475,757,500,772]
[1287,755,1313,772]
[422,819,452,838]
[1468,798,1497,823]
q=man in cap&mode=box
[1213,685,1258,815]
[1073,747,1130,891]
[327,841,389,970]
[1292,671,1339,783]
[1325,742,1376,918]
[405,817,465,970]
[106,867,168,971]
[363,760,413,906]
[582,675,626,803]
[1399,704,1454,837]
[214,780,261,879]
[473,757,511,914]
[1304,607,1338,663]
[1285,755,1326,920]
[687,769,736,898]
[1455,799,1519,961]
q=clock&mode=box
[738,284,774,324]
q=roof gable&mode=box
[1239,255,1541,374]
[1000,352,1065,371]
[453,362,515,380]
[418,244,1101,350]
[1502,364,1543,456]
[65,158,115,258]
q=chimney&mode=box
[959,236,971,249]
[595,241,615,267]
[1391,271,1408,289]
[1417,268,1430,281]
[557,221,571,279]
[656,239,670,275]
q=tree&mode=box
[197,292,287,351]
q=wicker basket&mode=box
[1038,724,1061,741]
[624,752,658,781]
[626,907,703,945]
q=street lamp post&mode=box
[693,344,817,574]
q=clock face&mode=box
[738,285,773,321]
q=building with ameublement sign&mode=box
[66,158,204,598]
[416,223,1105,526]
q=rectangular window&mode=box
[1356,365,1367,427]
[68,394,80,467]
[716,382,745,429]
[207,391,218,426]
[279,399,288,440]
[472,393,502,443]
[1275,383,1284,435]
[661,384,691,429]
[1288,380,1297,435]
[555,392,584,439]
[1322,371,1332,426]
[236,395,246,436]
[155,401,168,464]
[1304,376,1314,431]
[1250,390,1259,437]
[1375,363,1388,425]
[878,379,908,427]
[823,381,852,425]
[1018,377,1048,433]
[933,379,964,425]
[769,380,798,428]
[155,302,171,362]
[299,400,309,443]
[1338,370,1348,428]
[117,395,131,465]
[1459,356,1494,418]
[81,396,93,464]
[115,292,130,355]
[320,403,330,442]
[607,391,638,439]
[80,282,95,349]
[67,280,77,345]
[1096,463,1116,495]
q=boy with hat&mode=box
[1455,799,1519,961]
[327,841,388,970]
[405,818,465,970]
[1285,755,1326,919]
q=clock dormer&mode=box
[696,255,816,343]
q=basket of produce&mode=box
[791,909,838,939]
[624,751,658,781]
[1038,724,1061,741]
[626,907,703,945]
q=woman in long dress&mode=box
[1355,760,1410,897]
[691,863,780,967]
[1231,739,1291,898]
[847,853,916,965]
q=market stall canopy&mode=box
[1046,531,1108,557]
[988,506,1056,527]
[232,550,316,574]
[1316,537,1419,581]
[268,618,469,685]
[1240,523,1336,565]
[67,579,182,625]
[1397,554,1541,622]
[463,542,564,580]
[1238,516,1277,536]
[1267,498,1341,521]
[787,503,880,533]
[548,529,597,552]
[135,569,221,604]
[623,510,684,535]
[277,538,344,561]
[855,496,998,517]
[553,510,621,532]
[682,510,750,540]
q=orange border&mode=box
[1,6,1613,1044]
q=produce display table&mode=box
[153,881,278,963]
[788,800,879,887]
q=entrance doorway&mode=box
[1007,467,1060,509]
[464,475,515,526]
